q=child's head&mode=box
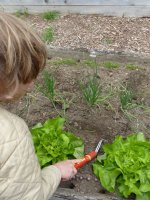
[0,12,47,100]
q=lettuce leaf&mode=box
[93,133,150,200]
[31,117,84,168]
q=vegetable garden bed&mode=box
[2,50,150,200]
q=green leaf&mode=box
[31,117,84,168]
[136,192,150,200]
[73,146,84,158]
[93,133,150,199]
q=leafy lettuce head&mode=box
[93,133,150,200]
[31,117,84,168]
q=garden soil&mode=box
[2,54,150,199]
[25,14,150,56]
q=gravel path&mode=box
[25,14,150,55]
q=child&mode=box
[0,12,80,200]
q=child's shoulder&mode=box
[0,106,26,126]
[0,107,28,143]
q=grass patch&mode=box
[49,58,77,66]
[15,9,29,17]
[42,27,54,42]
[126,64,141,70]
[103,61,120,69]
[82,60,97,67]
[42,11,59,21]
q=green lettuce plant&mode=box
[93,133,150,200]
[31,117,84,168]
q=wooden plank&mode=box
[1,5,150,17]
[1,0,150,6]
[51,188,122,200]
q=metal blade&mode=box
[95,139,104,153]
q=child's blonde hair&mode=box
[0,12,47,98]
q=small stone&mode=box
[87,177,91,181]
[109,72,113,77]
[74,122,79,127]
[113,114,120,120]
[80,176,83,180]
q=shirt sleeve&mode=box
[41,165,61,199]
[0,109,61,200]
[20,119,62,200]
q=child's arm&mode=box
[41,159,80,199]
[0,109,78,200]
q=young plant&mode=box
[126,64,140,70]
[36,71,74,118]
[80,76,113,107]
[42,11,59,21]
[49,58,77,66]
[42,27,54,42]
[103,37,113,44]
[120,85,135,110]
[93,132,150,200]
[43,71,55,101]
[15,8,29,17]
[80,76,101,106]
[83,59,97,67]
[31,117,84,168]
[103,61,120,69]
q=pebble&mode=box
[87,177,91,181]
[74,122,79,127]
[109,72,113,77]
[113,114,120,120]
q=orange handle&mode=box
[74,151,97,169]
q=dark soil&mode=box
[2,55,150,198]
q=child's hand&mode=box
[54,159,82,181]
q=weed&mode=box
[54,94,75,117]
[103,61,120,69]
[42,27,54,42]
[42,11,59,21]
[126,64,140,70]
[15,8,29,17]
[49,58,77,66]
[83,60,97,67]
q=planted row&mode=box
[31,119,150,200]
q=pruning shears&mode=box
[74,139,104,169]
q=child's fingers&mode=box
[70,159,83,164]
